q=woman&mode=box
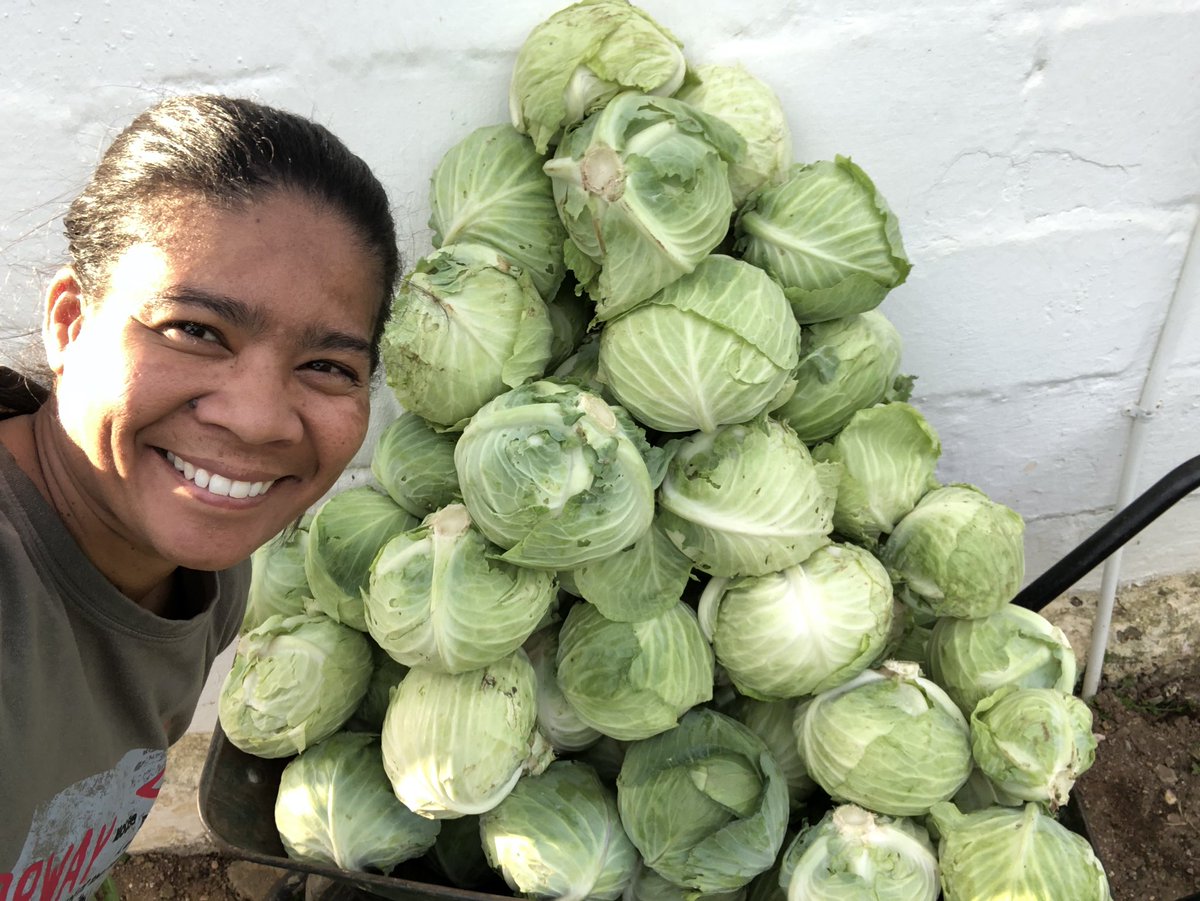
[0,94,398,897]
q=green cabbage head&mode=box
[970,686,1096,808]
[380,649,554,818]
[782,805,939,901]
[734,156,910,324]
[598,254,801,433]
[569,521,693,623]
[794,662,972,816]
[544,92,744,320]
[370,411,460,519]
[364,504,557,674]
[509,0,686,154]
[617,708,790,892]
[698,543,895,700]
[380,242,553,429]
[930,802,1112,900]
[454,379,665,569]
[771,311,905,444]
[242,519,315,633]
[657,417,839,577]
[880,484,1025,620]
[274,732,440,872]
[727,697,817,814]
[524,624,602,753]
[926,603,1077,717]
[950,766,1026,813]
[812,402,941,548]
[556,600,714,741]
[676,63,792,207]
[345,642,408,733]
[428,123,566,300]
[480,761,638,899]
[218,613,373,758]
[304,486,418,632]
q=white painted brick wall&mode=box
[2,0,1198,731]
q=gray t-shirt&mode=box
[0,439,248,898]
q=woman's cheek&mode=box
[322,396,372,470]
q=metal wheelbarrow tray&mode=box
[199,729,513,900]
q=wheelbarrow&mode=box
[199,454,1200,900]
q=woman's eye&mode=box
[304,359,361,385]
[163,321,221,343]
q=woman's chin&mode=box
[155,523,284,574]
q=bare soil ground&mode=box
[1078,666,1200,901]
[111,853,244,900]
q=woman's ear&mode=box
[43,268,84,376]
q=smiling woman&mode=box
[0,95,399,898]
[46,190,383,600]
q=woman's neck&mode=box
[0,408,177,610]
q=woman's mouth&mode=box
[164,450,277,499]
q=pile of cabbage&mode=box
[217,2,1112,899]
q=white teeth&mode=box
[165,451,275,499]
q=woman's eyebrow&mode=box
[149,286,372,358]
[153,286,267,332]
[297,323,373,359]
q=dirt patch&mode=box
[1078,667,1200,901]
[110,853,240,900]
[110,853,294,900]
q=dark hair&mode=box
[63,94,400,371]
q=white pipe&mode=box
[1081,213,1200,698]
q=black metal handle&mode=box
[1013,454,1200,612]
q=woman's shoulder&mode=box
[0,367,49,419]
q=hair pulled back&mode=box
[63,94,399,369]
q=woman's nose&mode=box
[189,357,304,446]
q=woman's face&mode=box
[47,190,384,576]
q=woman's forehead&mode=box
[110,191,382,334]
[130,187,380,275]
